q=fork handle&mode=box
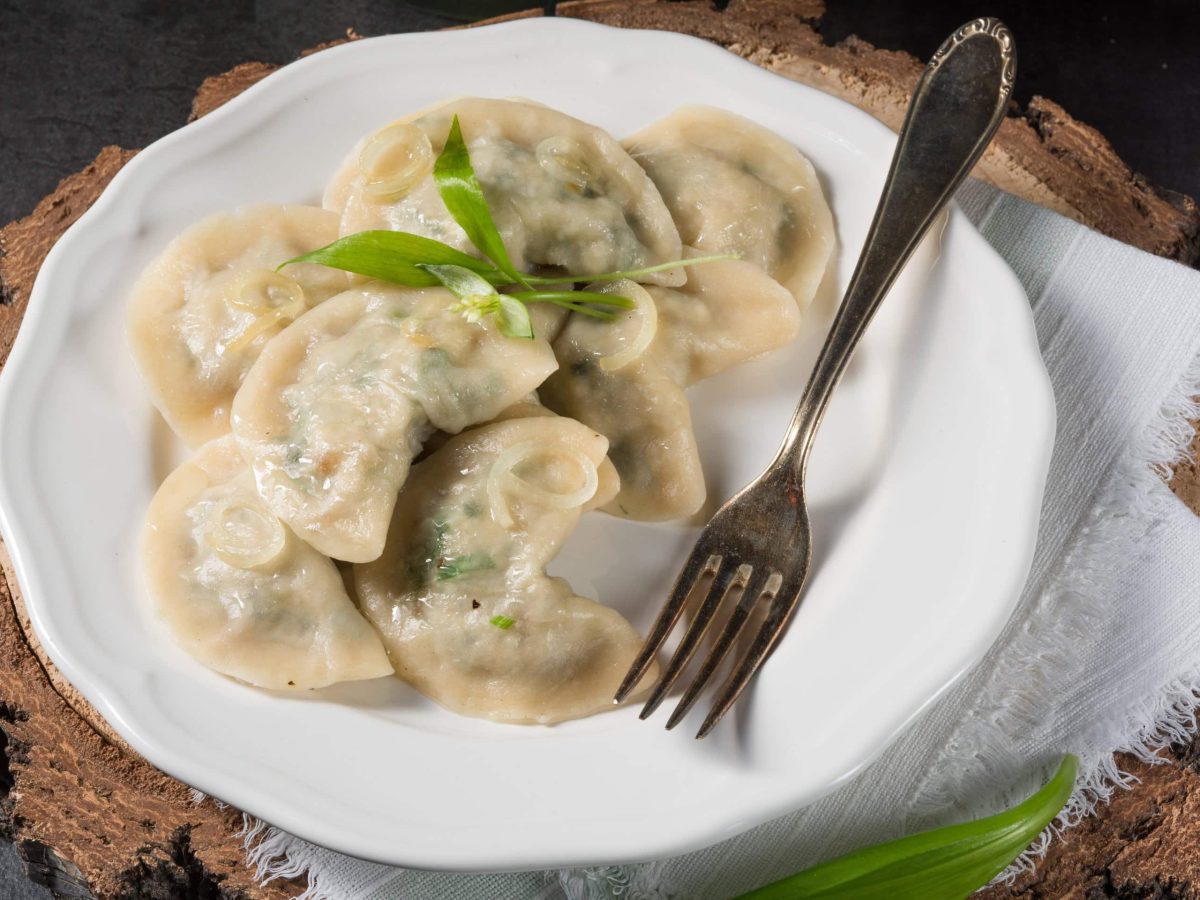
[776,19,1016,476]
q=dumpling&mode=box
[230,282,558,563]
[540,268,799,520]
[326,97,685,285]
[541,304,701,521]
[645,251,803,384]
[355,415,652,724]
[127,205,349,447]
[624,106,835,307]
[141,436,392,690]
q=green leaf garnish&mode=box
[511,291,636,310]
[434,115,528,287]
[737,754,1077,900]
[554,304,618,321]
[278,117,741,337]
[281,234,735,294]
[278,231,497,285]
[419,263,534,340]
[508,290,632,321]
[494,294,534,340]
[565,253,739,284]
[418,263,498,301]
[489,614,516,630]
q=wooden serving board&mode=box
[0,3,1197,897]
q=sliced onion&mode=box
[597,280,658,372]
[219,269,307,355]
[535,136,595,192]
[358,122,434,201]
[203,499,287,569]
[221,268,307,316]
[223,307,293,355]
[487,440,599,529]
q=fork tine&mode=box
[640,562,751,719]
[695,579,805,739]
[665,570,782,731]
[613,549,719,704]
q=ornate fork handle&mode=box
[777,18,1016,478]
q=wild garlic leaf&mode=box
[510,290,628,321]
[578,253,740,284]
[490,614,516,630]
[512,290,636,311]
[434,116,528,287]
[552,304,617,321]
[738,754,1077,900]
[419,263,498,300]
[419,263,534,341]
[495,295,534,340]
[279,231,497,285]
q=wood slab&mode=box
[0,3,1197,896]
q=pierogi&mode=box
[142,436,392,690]
[231,282,558,563]
[625,106,835,308]
[541,267,800,520]
[326,97,685,284]
[355,416,652,723]
[130,97,835,723]
[128,205,349,447]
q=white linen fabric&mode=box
[232,180,1200,899]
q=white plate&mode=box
[0,19,1054,871]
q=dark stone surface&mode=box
[0,0,457,226]
[0,843,50,900]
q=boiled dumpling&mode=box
[645,251,803,383]
[355,415,652,724]
[230,282,558,563]
[326,97,685,285]
[624,106,835,307]
[127,205,349,447]
[540,268,799,520]
[541,305,701,521]
[141,436,392,690]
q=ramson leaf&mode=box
[511,290,636,311]
[433,116,528,286]
[494,294,534,340]
[576,253,739,284]
[279,231,497,285]
[279,119,737,334]
[737,754,1077,900]
[418,263,534,341]
[418,263,498,300]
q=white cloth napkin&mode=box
[238,180,1200,899]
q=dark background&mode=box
[0,1,1196,897]
[1,0,1199,228]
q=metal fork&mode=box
[614,18,1017,738]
